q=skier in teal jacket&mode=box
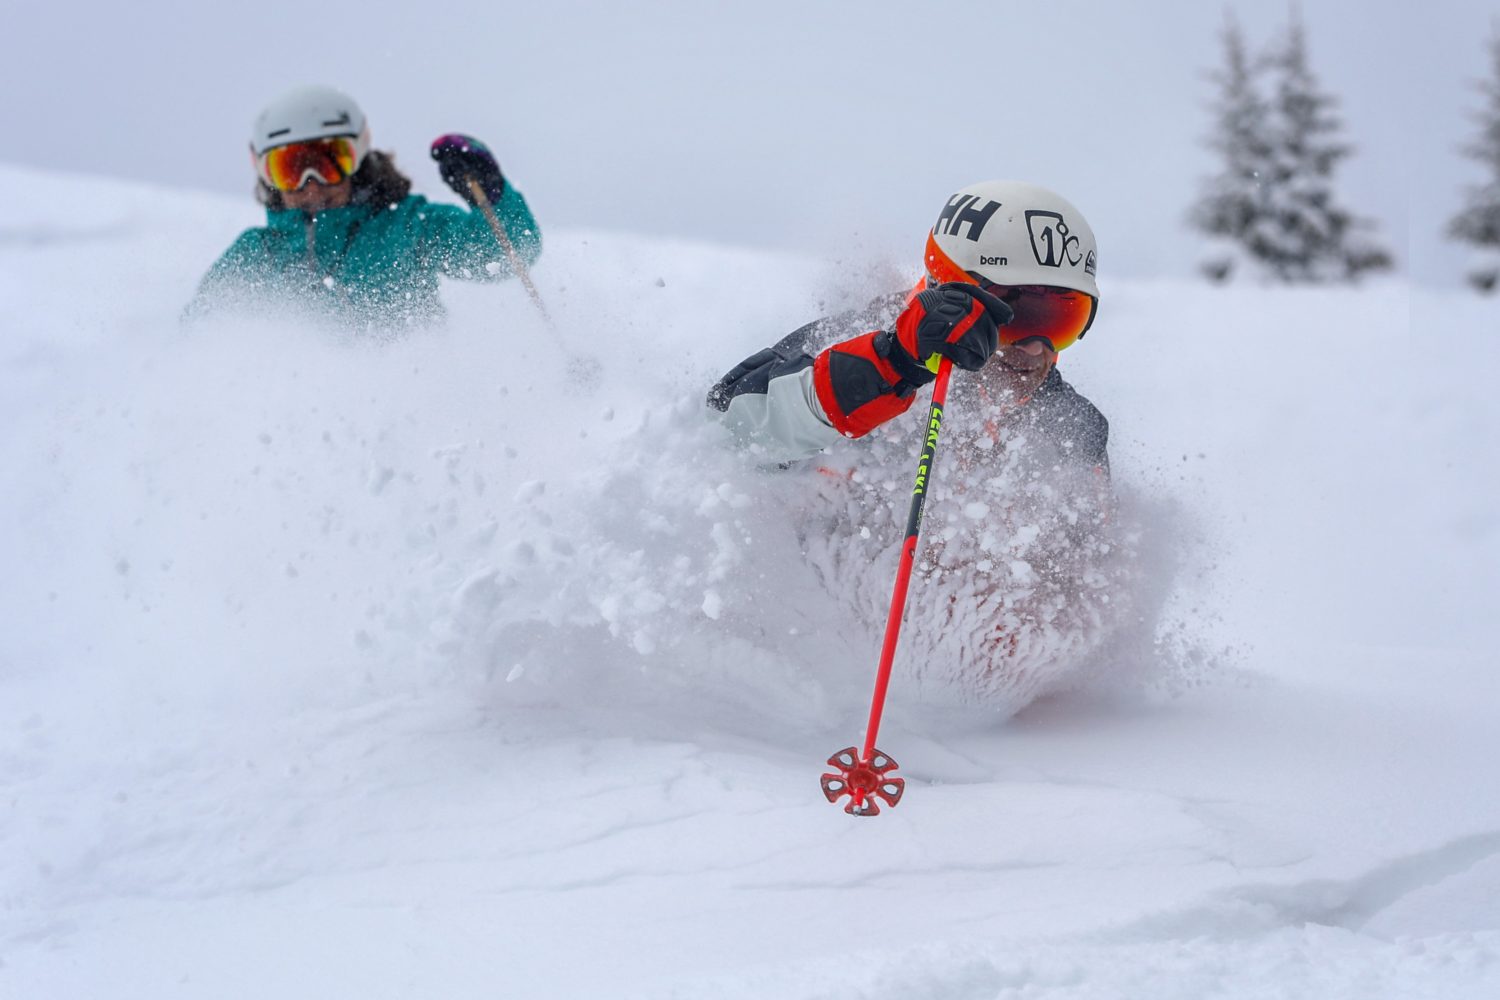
[186,85,542,331]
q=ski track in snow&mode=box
[2,166,1499,998]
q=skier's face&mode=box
[984,339,1055,401]
[281,176,353,213]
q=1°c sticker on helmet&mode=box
[1025,210,1083,269]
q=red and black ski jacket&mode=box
[707,288,1110,477]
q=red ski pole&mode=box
[821,357,955,816]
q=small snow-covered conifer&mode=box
[1258,10,1391,282]
[1448,29,1500,293]
[1192,9,1391,283]
[1189,14,1275,283]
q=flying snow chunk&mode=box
[366,465,395,495]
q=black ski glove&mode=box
[886,282,1014,383]
[430,134,506,205]
[809,284,1013,439]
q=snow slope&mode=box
[2,165,1498,999]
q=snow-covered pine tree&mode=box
[1189,13,1276,283]
[1257,10,1392,282]
[1448,29,1500,293]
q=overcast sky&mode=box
[3,0,1493,286]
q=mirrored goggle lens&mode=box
[987,284,1097,352]
[259,138,358,192]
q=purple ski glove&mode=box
[430,134,505,205]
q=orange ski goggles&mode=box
[982,283,1097,353]
[256,137,361,192]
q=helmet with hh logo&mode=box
[924,180,1099,299]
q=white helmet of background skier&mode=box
[250,85,371,191]
[924,180,1100,352]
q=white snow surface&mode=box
[2,164,1499,998]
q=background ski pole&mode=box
[821,357,956,816]
[466,177,552,324]
[465,177,602,385]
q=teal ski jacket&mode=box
[186,185,541,330]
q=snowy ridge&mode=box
[3,166,1499,998]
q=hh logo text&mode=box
[934,195,1002,242]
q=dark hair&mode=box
[256,149,413,210]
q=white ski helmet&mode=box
[924,180,1099,299]
[250,84,370,161]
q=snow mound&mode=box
[5,166,1499,999]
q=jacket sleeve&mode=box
[706,320,847,462]
[419,185,542,282]
[706,291,918,462]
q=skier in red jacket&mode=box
[708,179,1108,481]
[707,181,1115,707]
